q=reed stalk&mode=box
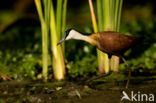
[61,0,68,52]
[49,0,65,80]
[89,0,123,73]
[110,0,123,72]
[35,0,67,80]
[35,0,48,81]
[89,0,109,73]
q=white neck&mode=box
[66,30,86,40]
[66,30,97,46]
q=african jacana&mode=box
[57,28,140,88]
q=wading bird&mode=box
[57,28,140,88]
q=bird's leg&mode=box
[120,56,131,89]
[85,71,112,84]
[85,55,112,84]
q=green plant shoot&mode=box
[89,0,123,73]
[35,0,68,81]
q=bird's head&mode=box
[57,28,81,45]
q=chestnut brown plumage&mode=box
[90,31,139,57]
[58,29,140,88]
[58,29,139,57]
